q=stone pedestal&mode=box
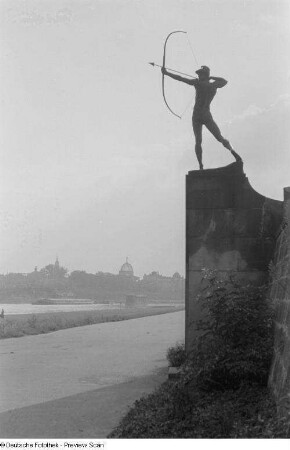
[185,161,283,351]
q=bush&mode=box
[166,342,186,367]
[187,270,274,391]
[109,382,289,438]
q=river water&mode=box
[0,302,182,315]
[0,303,123,315]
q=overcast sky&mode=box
[0,0,289,277]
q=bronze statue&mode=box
[162,65,242,170]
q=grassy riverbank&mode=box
[0,305,184,339]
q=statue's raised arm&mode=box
[161,67,197,86]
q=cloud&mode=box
[259,13,277,26]
[228,104,265,123]
[227,94,290,125]
[2,7,73,26]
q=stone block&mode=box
[186,161,283,352]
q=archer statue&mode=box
[162,64,242,170]
[150,31,242,170]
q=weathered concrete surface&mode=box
[0,311,184,437]
[186,161,283,350]
[0,371,167,438]
[269,187,290,423]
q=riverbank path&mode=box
[0,310,184,438]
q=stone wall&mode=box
[185,161,283,350]
[268,187,290,421]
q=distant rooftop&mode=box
[119,257,134,277]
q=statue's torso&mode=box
[193,81,217,118]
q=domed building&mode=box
[172,272,182,279]
[119,257,134,278]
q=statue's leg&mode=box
[204,115,242,162]
[192,119,203,170]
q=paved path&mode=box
[0,311,184,438]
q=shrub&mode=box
[166,342,186,367]
[186,270,274,391]
[109,382,289,438]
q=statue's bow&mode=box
[162,30,187,119]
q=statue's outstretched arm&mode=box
[162,68,196,86]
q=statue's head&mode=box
[196,65,210,80]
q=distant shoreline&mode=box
[0,305,184,339]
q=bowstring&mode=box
[180,34,198,118]
[186,34,199,67]
[180,95,195,118]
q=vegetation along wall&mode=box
[269,187,290,422]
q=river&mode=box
[0,302,182,315]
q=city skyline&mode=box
[1,255,184,279]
